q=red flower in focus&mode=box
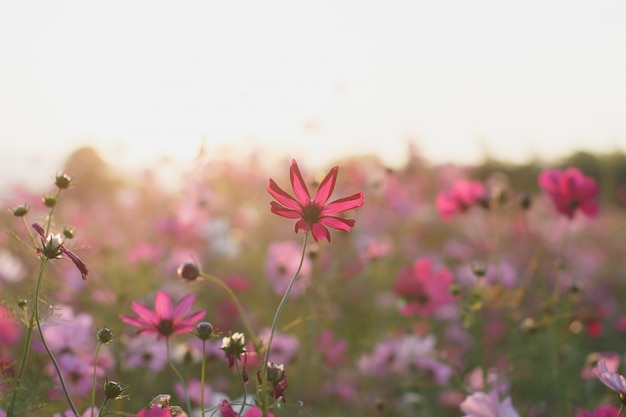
[538,167,599,219]
[394,258,457,317]
[32,223,89,280]
[435,180,485,219]
[268,159,364,242]
[121,291,205,340]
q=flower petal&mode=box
[313,166,338,206]
[120,314,149,328]
[154,291,173,319]
[130,302,160,326]
[172,293,195,318]
[289,160,312,205]
[310,223,331,242]
[270,202,303,219]
[321,192,364,215]
[268,179,301,211]
[320,216,355,232]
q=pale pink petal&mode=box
[120,315,150,328]
[172,293,195,318]
[313,166,338,206]
[154,291,173,319]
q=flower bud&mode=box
[54,173,72,189]
[97,327,114,344]
[43,195,57,208]
[195,321,214,340]
[63,227,76,239]
[177,261,200,281]
[519,193,532,210]
[10,204,29,217]
[17,299,28,309]
[103,380,128,400]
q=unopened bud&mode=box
[97,327,114,344]
[10,204,29,217]
[103,380,127,400]
[177,261,200,281]
[17,299,28,309]
[43,195,57,208]
[54,173,72,189]
[195,321,214,340]
[63,227,75,239]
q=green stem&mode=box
[201,340,207,417]
[96,398,108,417]
[166,338,192,417]
[235,360,248,417]
[7,260,46,417]
[260,231,309,417]
[33,258,80,416]
[199,272,258,347]
[91,341,103,417]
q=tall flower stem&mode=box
[201,340,207,417]
[260,231,309,417]
[235,360,248,417]
[7,259,46,417]
[199,272,258,348]
[33,258,80,416]
[166,338,192,417]
[91,341,103,417]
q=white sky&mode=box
[2,1,626,190]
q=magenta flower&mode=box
[459,390,520,417]
[32,223,88,280]
[219,399,273,417]
[267,159,364,242]
[538,167,599,219]
[574,405,621,417]
[394,258,457,317]
[595,359,626,394]
[435,179,485,219]
[120,291,206,340]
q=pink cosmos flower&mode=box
[136,407,171,417]
[32,223,88,280]
[595,359,626,394]
[316,330,348,367]
[264,240,312,298]
[120,291,206,340]
[267,159,364,242]
[435,179,485,219]
[459,390,520,417]
[574,405,621,417]
[394,258,457,317]
[538,167,599,219]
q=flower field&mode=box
[1,145,626,417]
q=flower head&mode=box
[120,291,206,340]
[220,332,247,368]
[595,359,626,396]
[32,223,88,280]
[436,179,485,219]
[268,159,364,242]
[459,390,520,417]
[538,167,599,219]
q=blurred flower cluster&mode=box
[0,145,625,417]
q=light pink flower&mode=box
[264,240,312,298]
[581,352,620,379]
[121,291,205,340]
[538,167,599,219]
[595,359,626,394]
[268,159,364,242]
[394,258,457,317]
[435,179,485,219]
[459,390,520,417]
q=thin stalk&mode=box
[166,338,192,417]
[199,272,257,347]
[33,260,79,416]
[96,398,108,417]
[91,341,103,417]
[260,231,309,417]
[235,360,248,417]
[7,259,46,417]
[201,340,207,417]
